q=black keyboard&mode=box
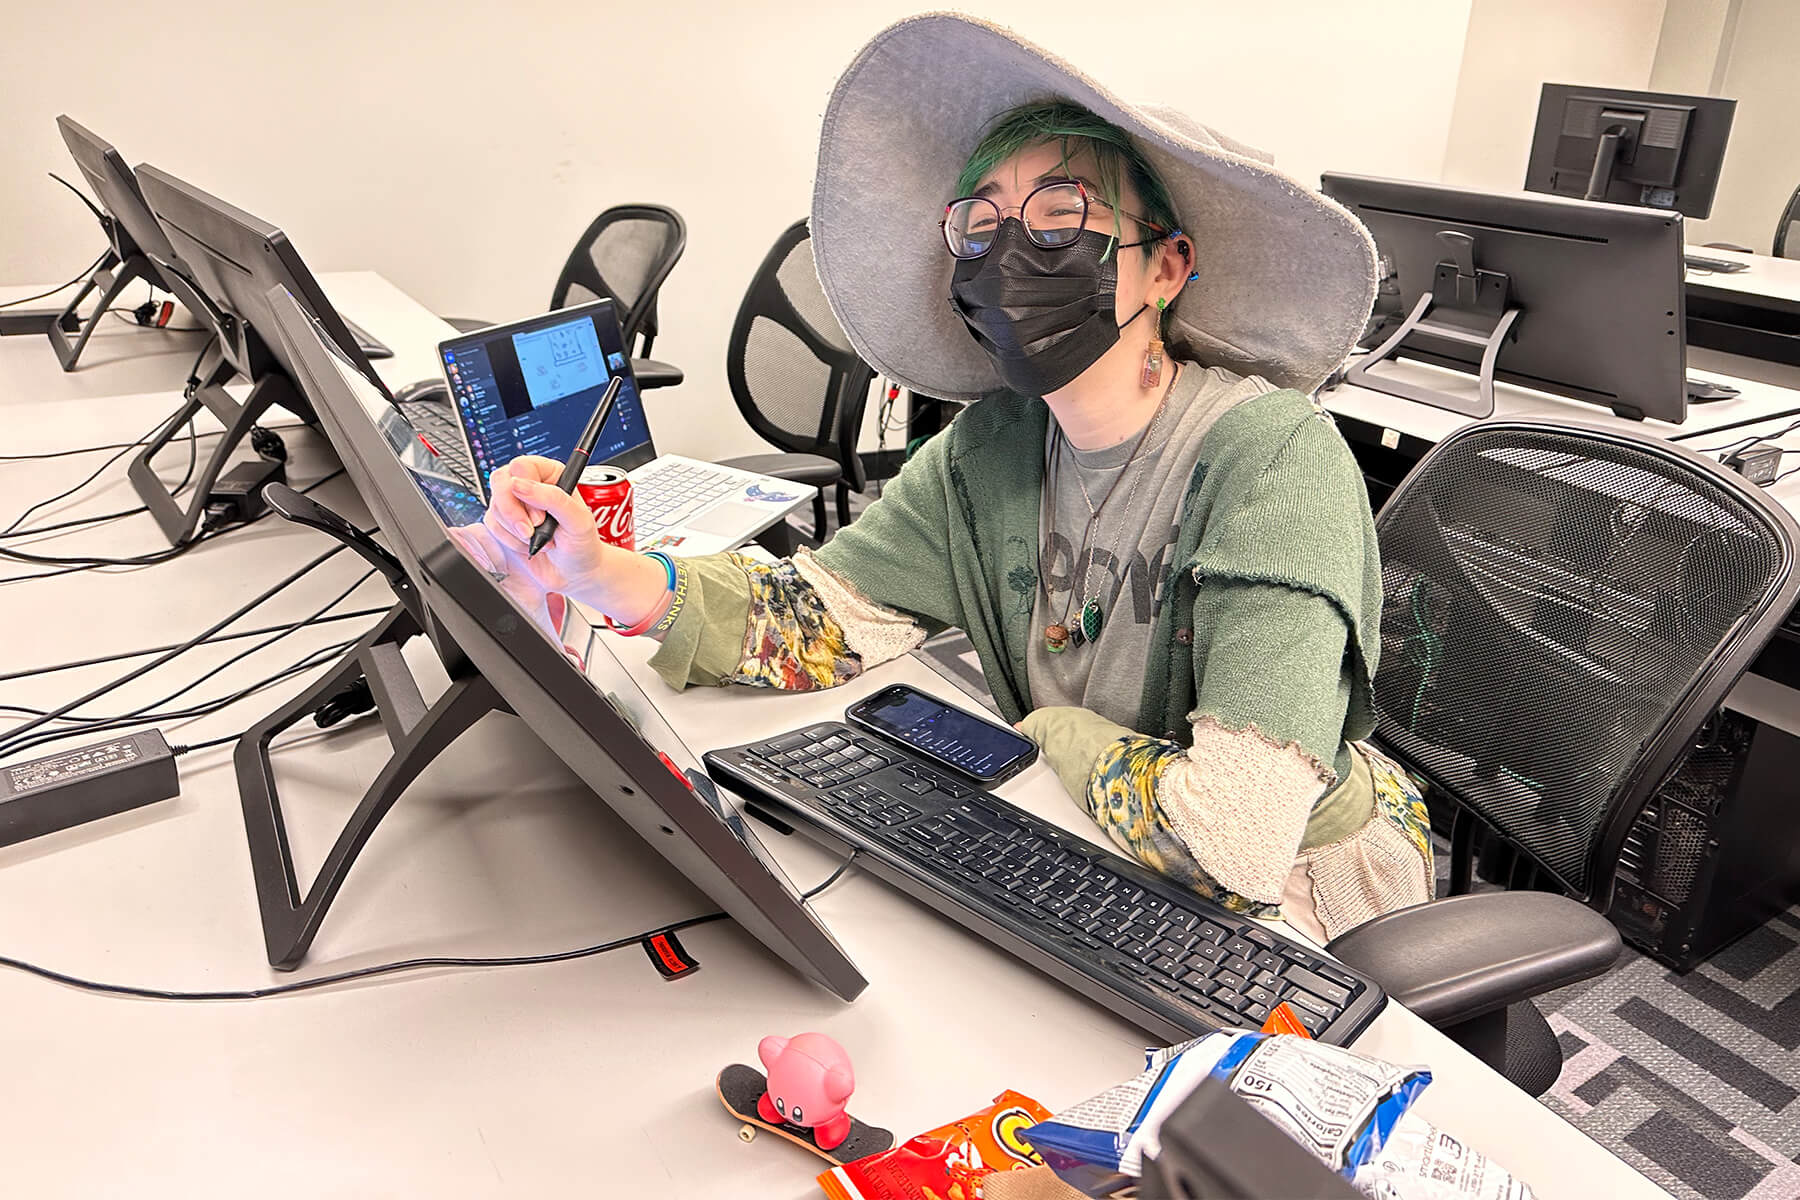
[1685,254,1751,274]
[344,317,394,359]
[386,395,479,488]
[704,722,1387,1046]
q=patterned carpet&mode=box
[902,623,1800,1200]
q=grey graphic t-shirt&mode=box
[1027,364,1274,732]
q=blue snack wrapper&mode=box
[1024,1030,1432,1197]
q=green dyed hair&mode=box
[955,99,1181,256]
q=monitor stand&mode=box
[1344,230,1521,419]
[232,485,507,969]
[40,247,160,370]
[126,351,314,545]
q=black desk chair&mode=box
[718,218,873,542]
[445,203,687,389]
[1774,184,1800,260]
[1325,419,1800,1096]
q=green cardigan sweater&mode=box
[649,387,1385,834]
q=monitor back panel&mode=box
[1325,173,1687,422]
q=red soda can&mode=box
[575,466,634,551]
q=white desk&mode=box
[0,273,1671,1198]
[1322,344,1800,515]
[1685,245,1800,306]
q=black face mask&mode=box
[950,220,1148,397]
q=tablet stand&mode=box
[234,485,508,969]
[1344,230,1522,420]
[43,248,158,370]
[127,345,312,545]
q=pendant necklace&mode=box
[1042,381,1172,654]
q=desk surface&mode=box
[0,274,1671,1198]
[1322,349,1800,515]
[1686,245,1800,308]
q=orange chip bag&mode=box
[818,1091,1052,1200]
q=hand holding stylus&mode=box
[525,376,623,558]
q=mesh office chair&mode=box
[1327,419,1800,1096]
[446,203,687,389]
[718,219,874,541]
[1774,184,1800,259]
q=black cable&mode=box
[46,172,107,225]
[0,607,391,685]
[0,411,179,538]
[801,848,861,900]
[0,250,108,310]
[0,570,378,730]
[0,636,365,762]
[3,419,200,545]
[0,636,363,735]
[0,853,860,1002]
[0,422,309,464]
[0,467,343,585]
[0,542,348,753]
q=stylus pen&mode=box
[526,375,624,558]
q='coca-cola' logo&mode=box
[585,497,635,550]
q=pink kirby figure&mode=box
[756,1032,856,1151]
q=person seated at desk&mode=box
[464,14,1433,946]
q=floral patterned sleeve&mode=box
[645,550,929,694]
[726,555,867,691]
[1082,735,1286,922]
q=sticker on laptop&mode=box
[743,483,801,504]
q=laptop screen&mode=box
[439,300,655,495]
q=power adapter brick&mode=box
[0,731,179,847]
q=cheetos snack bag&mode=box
[818,1091,1052,1200]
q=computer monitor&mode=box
[45,117,223,369]
[1524,84,1735,220]
[1321,173,1687,423]
[126,165,391,543]
[263,282,867,1000]
[438,302,657,493]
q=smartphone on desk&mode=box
[845,683,1038,785]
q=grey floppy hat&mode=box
[809,11,1379,400]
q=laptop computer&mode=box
[425,300,814,556]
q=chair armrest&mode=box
[633,358,683,389]
[1324,892,1621,1027]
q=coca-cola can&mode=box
[575,466,634,552]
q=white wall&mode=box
[0,1,1471,462]
[1439,0,1670,193]
[1681,0,1799,250]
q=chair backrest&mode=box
[1370,420,1800,905]
[549,204,686,356]
[1774,183,1800,259]
[726,219,874,490]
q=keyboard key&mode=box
[1244,1002,1272,1024]
[1286,989,1335,1019]
[902,780,935,796]
[1212,987,1249,1012]
[1215,970,1248,993]
[1225,937,1257,960]
[1283,967,1352,1009]
[1223,955,1256,978]
[1244,984,1278,1008]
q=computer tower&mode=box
[1607,672,1800,971]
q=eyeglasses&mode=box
[940,178,1169,259]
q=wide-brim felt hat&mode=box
[810,11,1379,400]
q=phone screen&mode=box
[851,686,1035,781]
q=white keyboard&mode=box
[632,460,753,537]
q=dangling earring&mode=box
[1141,297,1166,389]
